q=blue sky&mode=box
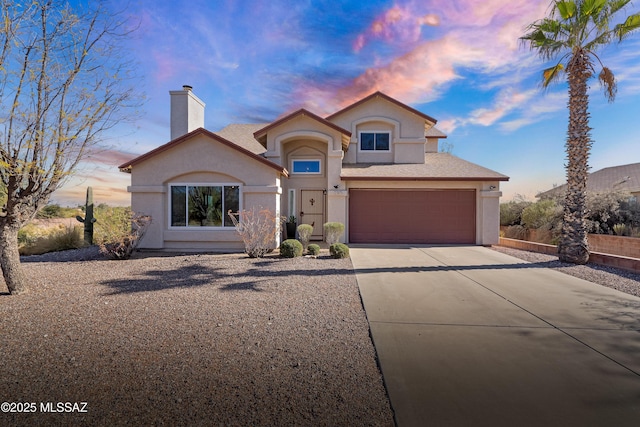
[52,0,640,206]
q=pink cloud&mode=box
[354,4,441,52]
[303,0,550,119]
[468,89,534,126]
[85,148,139,167]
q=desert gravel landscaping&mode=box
[0,249,393,426]
[3,245,639,426]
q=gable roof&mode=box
[537,162,640,198]
[425,126,447,139]
[253,108,351,151]
[214,123,268,155]
[341,153,509,181]
[326,91,437,125]
[118,127,288,176]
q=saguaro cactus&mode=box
[76,186,97,245]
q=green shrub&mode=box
[613,223,629,236]
[280,239,303,258]
[323,222,344,245]
[36,204,80,219]
[307,243,321,256]
[297,224,313,250]
[329,243,349,259]
[36,204,62,219]
[521,199,562,230]
[584,191,640,234]
[500,200,532,226]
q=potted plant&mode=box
[286,215,297,239]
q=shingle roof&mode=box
[253,109,351,150]
[425,127,447,138]
[118,127,287,176]
[214,123,268,155]
[340,153,509,181]
[537,162,640,198]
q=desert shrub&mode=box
[36,204,62,218]
[19,224,83,256]
[96,209,151,260]
[280,239,303,258]
[329,243,349,259]
[613,223,629,236]
[503,225,528,240]
[297,224,313,250]
[584,192,640,234]
[93,206,133,245]
[323,222,344,245]
[228,207,285,258]
[500,200,532,226]
[36,204,80,219]
[18,223,44,247]
[307,243,321,256]
[51,225,84,251]
[521,199,562,230]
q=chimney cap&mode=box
[182,85,192,91]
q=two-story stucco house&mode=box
[118,86,508,251]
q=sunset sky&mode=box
[51,0,640,207]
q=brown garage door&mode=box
[349,189,476,244]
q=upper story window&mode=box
[170,184,240,228]
[360,132,390,151]
[291,159,321,174]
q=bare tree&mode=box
[0,0,141,294]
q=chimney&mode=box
[169,85,205,140]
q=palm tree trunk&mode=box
[0,223,27,294]
[558,49,591,265]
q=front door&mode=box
[300,189,325,240]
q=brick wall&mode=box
[587,234,640,259]
[498,237,640,273]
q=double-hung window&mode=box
[170,184,240,227]
[359,132,390,151]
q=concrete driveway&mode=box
[350,245,640,427]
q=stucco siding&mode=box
[128,133,283,251]
[329,97,427,139]
[264,115,344,161]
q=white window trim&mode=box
[291,158,322,175]
[358,131,391,152]
[168,182,242,229]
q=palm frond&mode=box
[584,29,614,49]
[557,1,577,19]
[543,63,566,87]
[598,66,617,102]
[615,13,640,40]
[608,0,632,15]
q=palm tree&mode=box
[521,0,640,264]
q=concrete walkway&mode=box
[350,245,640,427]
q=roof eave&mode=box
[117,127,288,176]
[327,91,437,125]
[340,176,510,182]
[253,108,351,142]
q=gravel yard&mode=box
[0,249,394,426]
[3,245,638,426]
